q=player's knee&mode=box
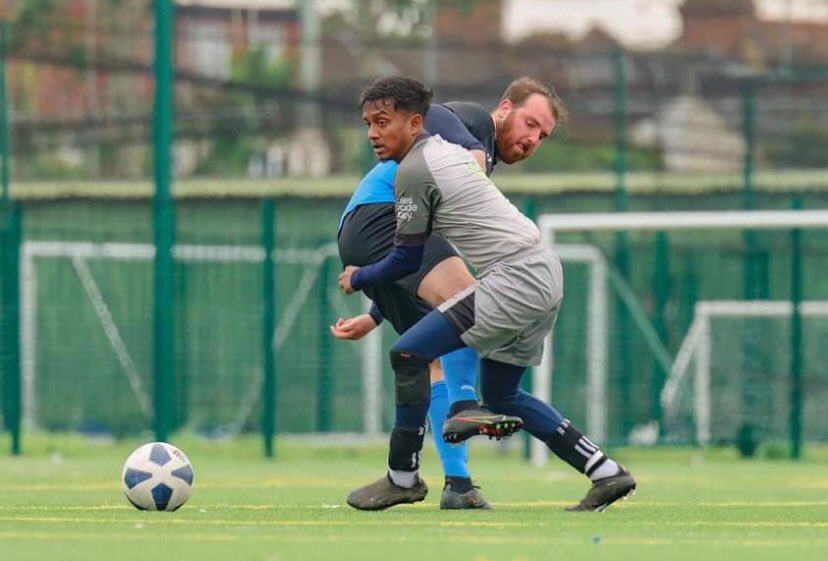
[390,350,431,407]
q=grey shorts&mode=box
[438,247,563,367]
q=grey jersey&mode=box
[394,134,539,274]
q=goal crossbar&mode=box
[539,209,828,235]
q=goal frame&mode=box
[534,209,828,466]
[19,240,384,436]
[660,299,828,445]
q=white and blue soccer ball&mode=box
[121,442,195,511]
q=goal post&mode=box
[534,209,828,465]
[1,203,22,454]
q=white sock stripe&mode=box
[574,443,594,459]
[577,437,597,453]
[584,451,605,473]
[581,436,599,451]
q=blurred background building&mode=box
[1,0,826,180]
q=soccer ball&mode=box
[121,442,195,511]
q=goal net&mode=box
[20,240,385,439]
[661,300,828,446]
[533,209,828,464]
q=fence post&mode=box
[1,204,21,456]
[152,0,176,442]
[316,257,332,432]
[261,199,277,457]
[613,46,633,441]
[0,19,21,456]
[738,79,765,457]
[651,232,670,432]
[789,198,803,460]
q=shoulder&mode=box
[442,101,489,122]
[440,102,494,148]
[424,104,469,136]
[424,103,457,125]
[396,142,435,186]
[425,104,485,151]
[359,160,398,187]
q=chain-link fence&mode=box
[1,1,827,455]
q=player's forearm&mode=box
[351,244,424,290]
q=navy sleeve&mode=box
[425,105,485,152]
[350,244,424,291]
[368,302,383,325]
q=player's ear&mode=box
[495,99,513,121]
[408,112,424,133]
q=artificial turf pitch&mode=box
[1,435,827,561]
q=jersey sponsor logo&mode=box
[396,196,418,222]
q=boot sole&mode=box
[347,493,427,511]
[442,419,524,444]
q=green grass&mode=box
[1,435,827,561]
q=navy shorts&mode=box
[338,203,459,335]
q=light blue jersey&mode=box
[339,160,399,230]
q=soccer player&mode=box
[334,78,560,509]
[338,76,637,512]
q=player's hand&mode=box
[330,314,378,340]
[338,266,359,294]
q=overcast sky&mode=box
[502,0,828,49]
[179,0,828,50]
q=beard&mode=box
[496,112,523,164]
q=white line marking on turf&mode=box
[3,500,828,512]
[0,516,531,528]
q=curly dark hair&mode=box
[358,76,433,117]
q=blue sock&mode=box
[440,347,479,403]
[428,380,470,478]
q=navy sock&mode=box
[479,358,564,442]
[389,309,465,478]
[396,403,430,431]
[547,419,612,477]
[388,426,425,473]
